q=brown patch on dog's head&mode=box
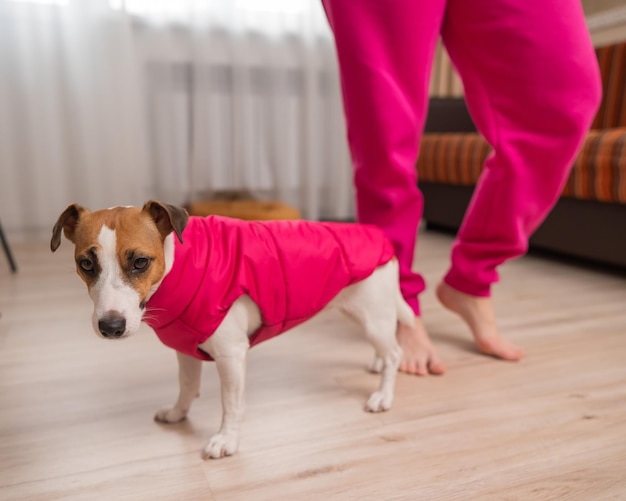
[69,204,187,297]
[50,202,190,338]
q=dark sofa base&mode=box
[421,181,626,270]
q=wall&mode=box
[430,2,626,98]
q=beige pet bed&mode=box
[187,192,301,221]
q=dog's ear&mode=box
[143,200,189,244]
[51,203,88,252]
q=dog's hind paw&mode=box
[154,407,187,424]
[365,390,393,413]
[202,432,239,460]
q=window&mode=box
[109,0,312,16]
[8,0,68,4]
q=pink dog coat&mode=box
[145,215,395,361]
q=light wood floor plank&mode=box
[1,231,625,500]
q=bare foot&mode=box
[397,317,446,376]
[436,282,524,361]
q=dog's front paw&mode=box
[154,407,187,424]
[365,390,393,413]
[202,432,239,460]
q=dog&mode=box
[51,200,413,459]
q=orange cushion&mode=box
[187,199,301,221]
[417,129,626,204]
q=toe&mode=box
[428,358,447,375]
[399,357,428,376]
[414,361,429,376]
[501,345,525,361]
[398,360,412,374]
[477,337,525,361]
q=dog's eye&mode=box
[133,257,150,271]
[79,258,94,273]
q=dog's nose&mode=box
[98,314,126,339]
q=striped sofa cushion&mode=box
[417,128,626,204]
[564,128,626,203]
[417,133,490,186]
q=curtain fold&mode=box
[0,0,150,237]
[0,0,354,239]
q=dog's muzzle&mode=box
[98,312,127,339]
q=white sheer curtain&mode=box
[0,0,354,239]
[0,0,150,238]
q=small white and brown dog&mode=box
[51,201,413,459]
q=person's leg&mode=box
[438,0,602,358]
[322,0,447,374]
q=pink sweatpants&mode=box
[323,0,602,315]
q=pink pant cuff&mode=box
[443,270,491,298]
[404,295,420,317]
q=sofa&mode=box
[417,41,626,269]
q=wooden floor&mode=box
[1,230,625,500]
